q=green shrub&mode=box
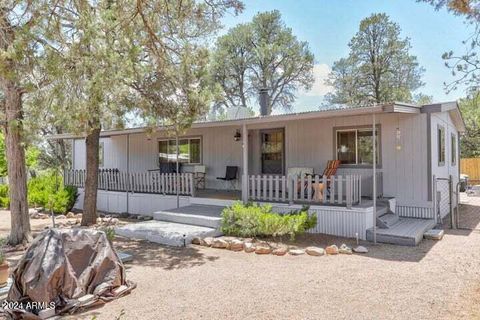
[0,184,9,208]
[221,202,317,240]
[28,172,78,214]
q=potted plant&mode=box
[0,249,8,288]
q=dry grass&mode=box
[1,195,480,319]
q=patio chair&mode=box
[216,166,238,190]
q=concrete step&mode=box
[377,213,400,229]
[153,210,222,228]
[115,220,222,247]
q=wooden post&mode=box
[242,123,249,203]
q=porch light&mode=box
[234,130,242,141]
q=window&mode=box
[451,133,457,166]
[438,126,445,166]
[99,142,104,167]
[261,129,284,174]
[158,137,201,164]
[336,127,379,166]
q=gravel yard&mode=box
[1,195,480,319]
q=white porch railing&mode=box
[64,169,195,196]
[248,174,361,208]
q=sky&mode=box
[220,0,474,113]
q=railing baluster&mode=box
[256,175,261,200]
[330,176,335,204]
[307,175,312,201]
[281,176,286,202]
[268,175,273,201]
[314,175,319,202]
[338,175,343,204]
[275,176,279,201]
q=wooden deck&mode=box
[367,218,436,246]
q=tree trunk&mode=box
[3,86,32,245]
[81,128,100,226]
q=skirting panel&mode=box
[396,205,434,219]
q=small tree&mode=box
[458,93,480,157]
[326,13,425,106]
[0,2,57,244]
[212,10,314,114]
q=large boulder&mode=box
[229,239,244,251]
[211,238,229,249]
[305,247,325,256]
[244,242,256,253]
[272,246,288,256]
[353,246,368,253]
[255,244,272,254]
[325,245,339,255]
[288,249,305,256]
[202,237,214,247]
[339,244,352,255]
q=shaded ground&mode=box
[1,195,480,319]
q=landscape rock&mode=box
[40,214,49,219]
[255,244,272,254]
[325,245,339,255]
[353,246,369,253]
[191,237,203,245]
[272,246,288,256]
[339,244,353,255]
[211,238,229,249]
[306,246,325,256]
[423,229,444,240]
[229,239,244,251]
[203,237,214,247]
[28,208,38,216]
[244,242,255,253]
[288,249,305,256]
[74,213,83,219]
[96,217,102,224]
[56,214,67,220]
[66,212,75,219]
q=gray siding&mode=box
[72,112,430,204]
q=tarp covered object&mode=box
[5,228,135,318]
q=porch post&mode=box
[372,112,377,244]
[242,123,249,203]
[126,133,130,214]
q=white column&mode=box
[242,123,249,203]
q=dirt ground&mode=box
[1,195,480,319]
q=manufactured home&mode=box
[55,102,465,245]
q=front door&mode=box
[261,128,284,175]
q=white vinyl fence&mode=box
[64,169,195,196]
[248,174,361,208]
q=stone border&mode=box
[192,236,369,256]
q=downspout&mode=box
[176,129,180,209]
[372,112,377,244]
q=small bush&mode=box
[0,184,9,208]
[28,172,78,214]
[221,202,317,240]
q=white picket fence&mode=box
[64,169,195,196]
[248,174,361,208]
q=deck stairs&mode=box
[367,199,436,246]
